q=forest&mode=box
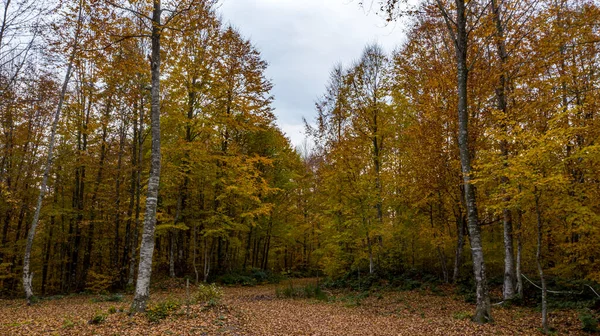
[1,0,600,334]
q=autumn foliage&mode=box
[1,0,600,332]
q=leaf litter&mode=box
[0,279,588,335]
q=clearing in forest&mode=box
[0,279,588,335]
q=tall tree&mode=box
[23,0,83,304]
[130,0,163,312]
[374,0,492,322]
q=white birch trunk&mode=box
[131,0,162,312]
[22,1,83,304]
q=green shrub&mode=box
[89,312,107,325]
[453,311,472,320]
[108,306,117,314]
[580,309,599,332]
[146,298,181,323]
[195,283,223,304]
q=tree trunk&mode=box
[123,100,139,285]
[22,2,82,303]
[169,232,176,278]
[535,190,548,333]
[516,209,523,298]
[131,0,162,312]
[490,0,516,302]
[453,211,465,283]
[112,122,126,270]
[128,93,145,287]
[41,180,58,296]
[203,238,211,282]
[82,100,111,288]
[450,0,491,323]
[193,222,198,284]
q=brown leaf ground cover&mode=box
[0,279,589,335]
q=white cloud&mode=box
[219,0,406,147]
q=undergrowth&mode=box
[276,281,328,301]
[217,268,284,286]
[146,298,181,323]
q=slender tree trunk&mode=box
[453,211,465,283]
[112,122,126,270]
[128,93,145,287]
[123,101,139,285]
[367,232,374,274]
[203,238,211,282]
[41,179,58,295]
[449,0,491,323]
[431,203,449,282]
[193,222,198,284]
[490,0,516,301]
[131,0,162,312]
[169,232,176,278]
[535,190,548,333]
[516,209,523,298]
[22,2,82,303]
[82,100,111,288]
[262,217,272,270]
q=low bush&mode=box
[579,309,599,333]
[146,298,181,323]
[89,312,107,325]
[195,283,223,305]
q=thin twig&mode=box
[521,274,600,297]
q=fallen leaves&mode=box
[0,279,589,335]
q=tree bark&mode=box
[22,1,82,303]
[131,0,162,312]
[535,190,548,333]
[516,209,523,298]
[444,0,491,323]
[128,93,145,287]
[452,210,465,283]
[490,0,516,301]
[82,99,111,287]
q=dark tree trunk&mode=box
[82,100,111,288]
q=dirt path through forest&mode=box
[0,279,586,335]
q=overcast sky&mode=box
[219,0,405,148]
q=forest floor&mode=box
[0,278,588,335]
